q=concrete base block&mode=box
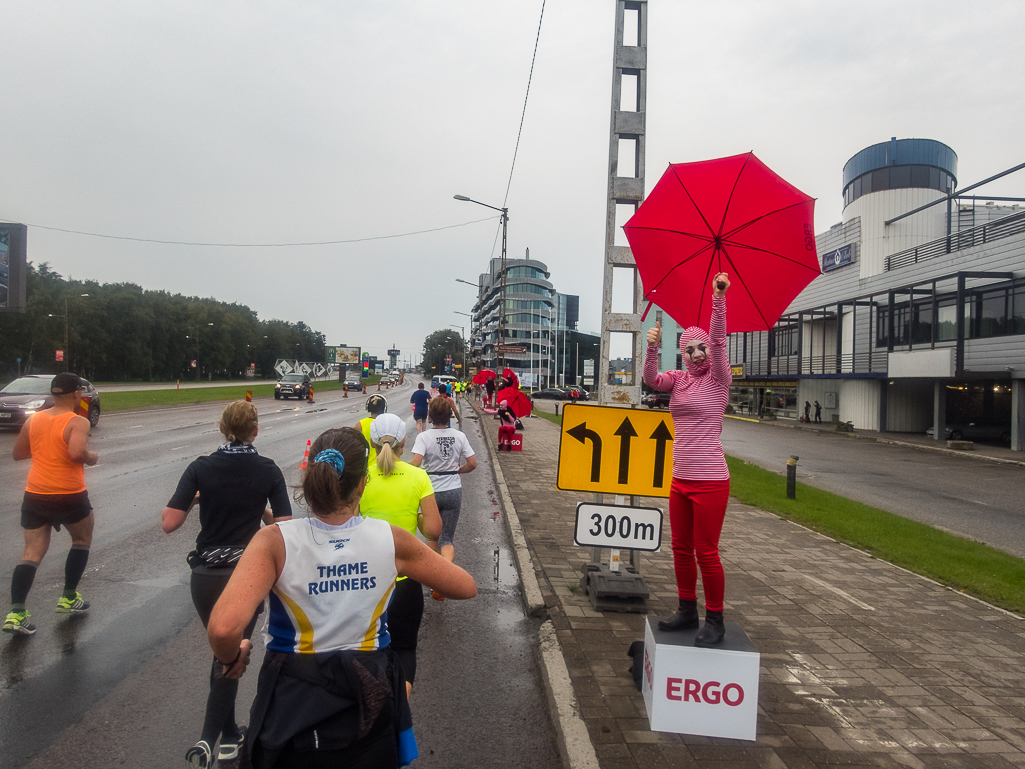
[947,440,975,450]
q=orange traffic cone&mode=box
[299,439,311,469]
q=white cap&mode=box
[370,413,406,445]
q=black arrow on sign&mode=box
[650,420,673,488]
[567,422,603,482]
[614,417,638,485]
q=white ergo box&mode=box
[641,615,760,740]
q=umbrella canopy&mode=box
[473,369,497,385]
[501,369,520,390]
[624,152,820,333]
[496,387,532,419]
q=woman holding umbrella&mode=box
[643,273,732,647]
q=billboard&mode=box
[0,223,28,313]
[387,348,400,356]
[326,346,361,364]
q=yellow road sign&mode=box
[557,403,674,498]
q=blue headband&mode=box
[313,449,346,476]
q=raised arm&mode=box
[643,319,678,391]
[709,274,731,386]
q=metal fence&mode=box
[886,210,1025,270]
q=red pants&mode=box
[498,426,515,446]
[668,477,730,612]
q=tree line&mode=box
[421,329,467,377]
[0,263,326,382]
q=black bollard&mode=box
[786,455,798,499]
[555,403,559,416]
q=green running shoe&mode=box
[56,592,90,614]
[3,610,37,635]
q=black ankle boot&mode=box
[657,599,698,631]
[694,610,725,647]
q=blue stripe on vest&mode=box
[266,591,297,653]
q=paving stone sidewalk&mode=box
[479,403,1025,769]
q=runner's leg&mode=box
[10,527,52,610]
[62,512,94,599]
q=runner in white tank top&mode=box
[206,426,477,768]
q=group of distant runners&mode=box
[4,371,480,767]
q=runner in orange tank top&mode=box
[3,373,99,637]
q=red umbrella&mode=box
[473,369,497,385]
[624,152,820,333]
[501,369,520,390]
[496,387,532,419]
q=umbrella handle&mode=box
[716,281,727,291]
[640,300,653,322]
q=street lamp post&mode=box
[186,322,215,380]
[454,195,508,371]
[450,324,467,376]
[454,311,473,373]
[48,293,90,372]
[455,280,481,370]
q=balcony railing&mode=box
[885,210,1025,271]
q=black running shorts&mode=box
[21,490,92,531]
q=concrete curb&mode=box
[538,620,602,769]
[471,400,546,617]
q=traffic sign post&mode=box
[557,404,673,498]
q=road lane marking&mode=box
[799,573,875,611]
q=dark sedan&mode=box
[642,391,672,409]
[532,388,569,400]
[0,375,101,428]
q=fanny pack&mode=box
[187,547,245,570]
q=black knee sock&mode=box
[64,546,90,597]
[11,561,39,609]
[202,657,240,746]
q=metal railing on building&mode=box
[886,210,1025,271]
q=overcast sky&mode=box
[2,1,1023,362]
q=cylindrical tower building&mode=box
[842,137,957,278]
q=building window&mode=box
[844,165,954,207]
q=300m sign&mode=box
[573,502,663,552]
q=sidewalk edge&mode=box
[473,402,546,618]
[538,620,602,769]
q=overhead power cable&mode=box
[504,0,546,208]
[0,215,500,248]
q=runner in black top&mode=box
[161,401,291,769]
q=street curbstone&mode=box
[537,620,601,769]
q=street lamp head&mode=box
[453,194,471,201]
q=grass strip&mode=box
[726,455,1025,614]
[532,409,563,426]
[99,376,384,412]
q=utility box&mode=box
[641,616,759,740]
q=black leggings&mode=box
[191,569,261,746]
[386,577,424,685]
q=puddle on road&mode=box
[493,547,518,588]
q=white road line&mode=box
[800,573,875,611]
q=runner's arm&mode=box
[208,525,284,678]
[66,415,98,466]
[393,526,476,599]
[458,455,477,474]
[409,453,424,468]
[12,417,32,461]
[417,493,442,540]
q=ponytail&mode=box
[374,437,404,477]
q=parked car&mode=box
[642,391,672,409]
[275,373,311,400]
[926,418,1011,443]
[0,374,101,428]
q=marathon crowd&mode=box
[3,373,501,768]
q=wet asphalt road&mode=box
[0,379,558,768]
[722,418,1025,558]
